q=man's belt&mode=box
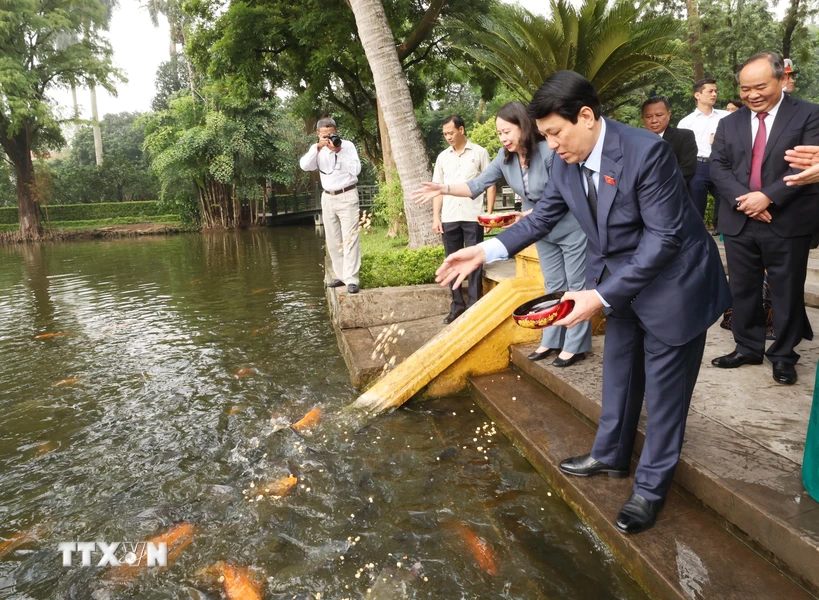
[696,157,710,163]
[324,184,357,195]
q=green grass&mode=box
[358,225,445,288]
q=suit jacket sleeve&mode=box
[495,175,568,255]
[710,118,746,205]
[466,151,504,198]
[595,141,686,310]
[762,102,819,208]
[676,128,697,182]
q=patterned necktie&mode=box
[582,165,598,221]
[748,112,768,191]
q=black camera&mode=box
[328,134,342,148]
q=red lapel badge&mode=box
[604,175,616,186]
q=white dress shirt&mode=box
[432,140,491,222]
[750,92,785,143]
[677,108,729,158]
[299,139,361,192]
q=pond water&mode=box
[0,227,646,599]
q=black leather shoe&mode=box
[346,284,360,294]
[325,279,345,288]
[559,454,628,478]
[615,493,664,534]
[711,350,763,368]
[552,352,586,368]
[527,348,557,361]
[443,310,464,324]
[772,361,797,385]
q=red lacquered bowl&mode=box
[513,293,575,329]
[477,212,516,228]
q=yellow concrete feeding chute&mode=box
[349,248,546,415]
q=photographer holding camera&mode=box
[300,117,363,293]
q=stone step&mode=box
[504,341,819,597]
[469,369,816,600]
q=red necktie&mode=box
[748,112,768,191]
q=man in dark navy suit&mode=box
[710,51,819,385]
[436,71,731,534]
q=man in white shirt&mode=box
[299,117,362,294]
[432,115,494,323]
[677,78,730,230]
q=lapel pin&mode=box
[604,175,616,186]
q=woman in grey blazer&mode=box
[418,102,591,366]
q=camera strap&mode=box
[318,151,338,175]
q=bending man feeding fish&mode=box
[435,71,730,534]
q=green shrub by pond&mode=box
[0,200,164,224]
[359,227,445,288]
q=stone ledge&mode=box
[507,330,819,595]
[470,370,815,600]
[326,283,451,330]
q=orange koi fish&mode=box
[259,474,298,498]
[452,521,498,576]
[201,561,263,600]
[291,407,321,432]
[34,441,60,456]
[108,521,196,581]
[34,332,66,340]
[0,526,39,559]
[53,377,80,387]
[234,367,257,379]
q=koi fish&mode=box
[234,367,257,379]
[291,407,321,432]
[200,561,263,600]
[250,288,269,295]
[34,332,66,340]
[0,526,39,559]
[53,376,80,387]
[451,521,498,576]
[245,474,298,501]
[108,521,196,581]
[34,440,60,456]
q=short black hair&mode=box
[528,70,601,123]
[693,78,717,93]
[441,114,465,130]
[641,96,671,113]
[727,98,742,108]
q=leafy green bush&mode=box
[0,200,163,224]
[360,245,445,288]
[370,170,407,237]
[469,118,502,157]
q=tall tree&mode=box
[0,0,118,238]
[453,0,687,111]
[348,0,436,247]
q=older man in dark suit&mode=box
[436,71,731,534]
[710,51,819,385]
[641,96,697,185]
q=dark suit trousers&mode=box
[442,221,484,313]
[724,220,812,364]
[591,307,707,502]
[688,161,720,228]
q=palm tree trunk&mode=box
[377,101,396,183]
[89,83,104,166]
[685,0,704,81]
[347,0,436,248]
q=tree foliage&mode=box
[452,0,688,110]
[0,0,119,237]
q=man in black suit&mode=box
[711,51,819,385]
[641,96,697,184]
